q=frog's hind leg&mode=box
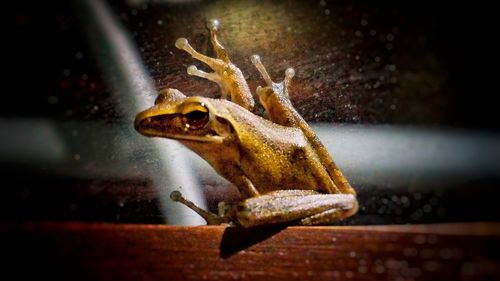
[300,206,357,226]
[170,190,230,225]
[234,190,357,227]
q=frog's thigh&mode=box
[299,202,358,226]
[235,191,356,227]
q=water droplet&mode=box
[207,19,220,31]
[423,204,432,213]
[375,265,385,274]
[403,247,418,257]
[48,96,58,104]
[415,234,426,244]
[387,64,397,71]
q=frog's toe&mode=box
[284,67,295,85]
[251,54,273,86]
[175,37,189,50]
[207,18,220,32]
[251,54,295,99]
[187,65,222,85]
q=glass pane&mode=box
[4,0,499,225]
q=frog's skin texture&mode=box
[135,20,358,227]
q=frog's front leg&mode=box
[235,190,358,227]
[174,20,255,111]
[251,55,357,196]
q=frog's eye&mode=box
[180,102,210,130]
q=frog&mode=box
[134,19,358,227]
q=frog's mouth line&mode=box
[135,114,224,143]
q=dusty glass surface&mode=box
[3,0,500,225]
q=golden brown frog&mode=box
[135,20,358,227]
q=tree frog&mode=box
[135,20,358,227]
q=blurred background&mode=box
[3,0,500,226]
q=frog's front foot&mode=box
[174,19,255,111]
[251,54,295,100]
[170,191,231,225]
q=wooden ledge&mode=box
[5,222,500,281]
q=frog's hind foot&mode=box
[299,202,358,226]
[170,190,230,225]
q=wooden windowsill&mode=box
[5,222,500,280]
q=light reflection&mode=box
[74,0,206,225]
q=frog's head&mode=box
[134,89,234,144]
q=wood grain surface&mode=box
[5,222,500,281]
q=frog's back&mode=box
[223,105,325,193]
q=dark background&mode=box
[6,0,499,128]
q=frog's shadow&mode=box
[219,224,288,258]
